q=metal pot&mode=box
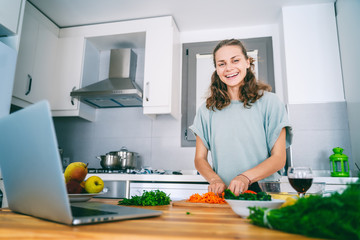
[96,154,122,170]
[108,147,138,170]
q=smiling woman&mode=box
[189,39,292,196]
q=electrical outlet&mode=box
[62,157,70,168]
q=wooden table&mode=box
[0,198,320,239]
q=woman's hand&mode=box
[228,174,251,196]
[208,178,227,195]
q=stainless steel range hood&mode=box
[70,49,143,108]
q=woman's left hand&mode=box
[228,175,250,196]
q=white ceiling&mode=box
[28,0,334,31]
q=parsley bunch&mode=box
[118,190,171,206]
[248,177,360,240]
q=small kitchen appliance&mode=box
[329,147,350,177]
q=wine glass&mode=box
[287,167,313,198]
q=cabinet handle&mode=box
[25,74,32,95]
[145,82,150,102]
[71,86,76,105]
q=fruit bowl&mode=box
[68,192,103,202]
[227,199,285,218]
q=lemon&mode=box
[280,197,298,208]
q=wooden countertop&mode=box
[0,198,320,240]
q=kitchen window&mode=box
[181,37,275,147]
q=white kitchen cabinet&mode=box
[12,2,59,107]
[142,20,181,119]
[12,2,96,121]
[0,0,23,36]
[59,16,180,119]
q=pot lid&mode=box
[108,147,137,156]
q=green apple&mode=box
[84,176,104,193]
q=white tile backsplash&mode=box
[152,114,182,138]
[287,102,349,130]
[291,129,352,169]
[94,107,152,138]
[287,101,354,176]
[151,137,195,170]
[53,107,196,170]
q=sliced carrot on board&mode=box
[187,192,226,204]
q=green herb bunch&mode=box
[118,190,171,206]
[224,189,272,201]
[248,178,360,240]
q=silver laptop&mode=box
[0,100,162,225]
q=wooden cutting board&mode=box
[172,200,230,208]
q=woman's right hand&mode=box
[208,178,226,195]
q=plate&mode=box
[226,199,285,218]
[68,193,103,202]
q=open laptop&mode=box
[0,100,162,225]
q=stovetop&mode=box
[87,168,186,175]
[88,168,132,174]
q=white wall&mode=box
[336,0,360,172]
[281,3,344,104]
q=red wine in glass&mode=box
[287,167,313,198]
[288,178,313,195]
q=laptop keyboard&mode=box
[71,206,118,217]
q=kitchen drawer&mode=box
[130,182,209,201]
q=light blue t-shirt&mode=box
[189,92,292,186]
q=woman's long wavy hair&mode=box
[206,39,272,110]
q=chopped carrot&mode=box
[187,192,226,204]
[243,190,257,194]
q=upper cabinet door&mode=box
[52,36,85,110]
[12,2,59,106]
[0,0,23,36]
[12,7,39,102]
[143,19,181,119]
